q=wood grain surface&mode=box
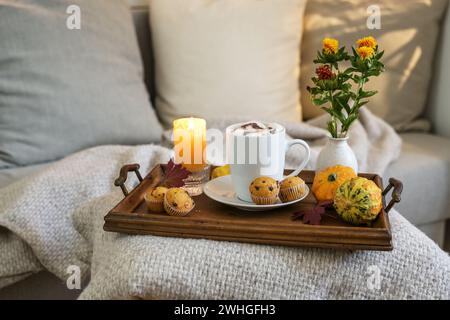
[104,165,393,251]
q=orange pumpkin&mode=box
[312,165,357,201]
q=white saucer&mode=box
[203,175,309,211]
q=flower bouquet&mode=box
[307,36,385,138]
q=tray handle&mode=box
[114,164,143,197]
[382,177,403,213]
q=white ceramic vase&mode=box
[316,136,358,173]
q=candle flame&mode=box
[188,117,194,130]
[173,117,207,172]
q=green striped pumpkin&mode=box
[334,177,382,226]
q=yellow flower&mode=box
[356,46,375,60]
[323,37,339,55]
[356,36,377,49]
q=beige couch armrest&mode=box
[428,2,450,138]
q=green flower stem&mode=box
[308,44,384,138]
[341,72,366,137]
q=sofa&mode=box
[1,1,449,299]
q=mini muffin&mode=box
[144,186,168,212]
[249,176,280,205]
[164,188,195,216]
[279,176,306,203]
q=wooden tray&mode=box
[104,164,403,251]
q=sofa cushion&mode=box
[300,0,448,131]
[0,0,163,169]
[384,133,450,225]
[428,1,450,138]
[417,221,447,248]
[149,0,307,126]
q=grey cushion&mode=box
[384,133,450,226]
[0,0,162,169]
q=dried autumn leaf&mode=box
[292,206,325,225]
[161,159,190,188]
[292,200,334,225]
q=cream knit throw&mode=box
[1,110,449,298]
[0,145,172,288]
[76,195,450,299]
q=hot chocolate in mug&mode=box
[226,122,311,202]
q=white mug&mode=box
[226,122,310,202]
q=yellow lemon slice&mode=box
[211,165,230,179]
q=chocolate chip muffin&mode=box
[249,176,280,205]
[279,176,306,203]
[144,186,169,212]
[164,188,195,216]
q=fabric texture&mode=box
[300,0,448,132]
[78,200,450,299]
[384,133,450,226]
[4,111,447,300]
[0,144,172,288]
[149,0,307,126]
[0,0,162,169]
[0,162,49,189]
[0,230,41,289]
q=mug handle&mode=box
[285,139,311,178]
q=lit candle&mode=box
[173,117,207,172]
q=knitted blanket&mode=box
[1,110,449,299]
[76,196,450,299]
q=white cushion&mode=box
[149,0,307,126]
